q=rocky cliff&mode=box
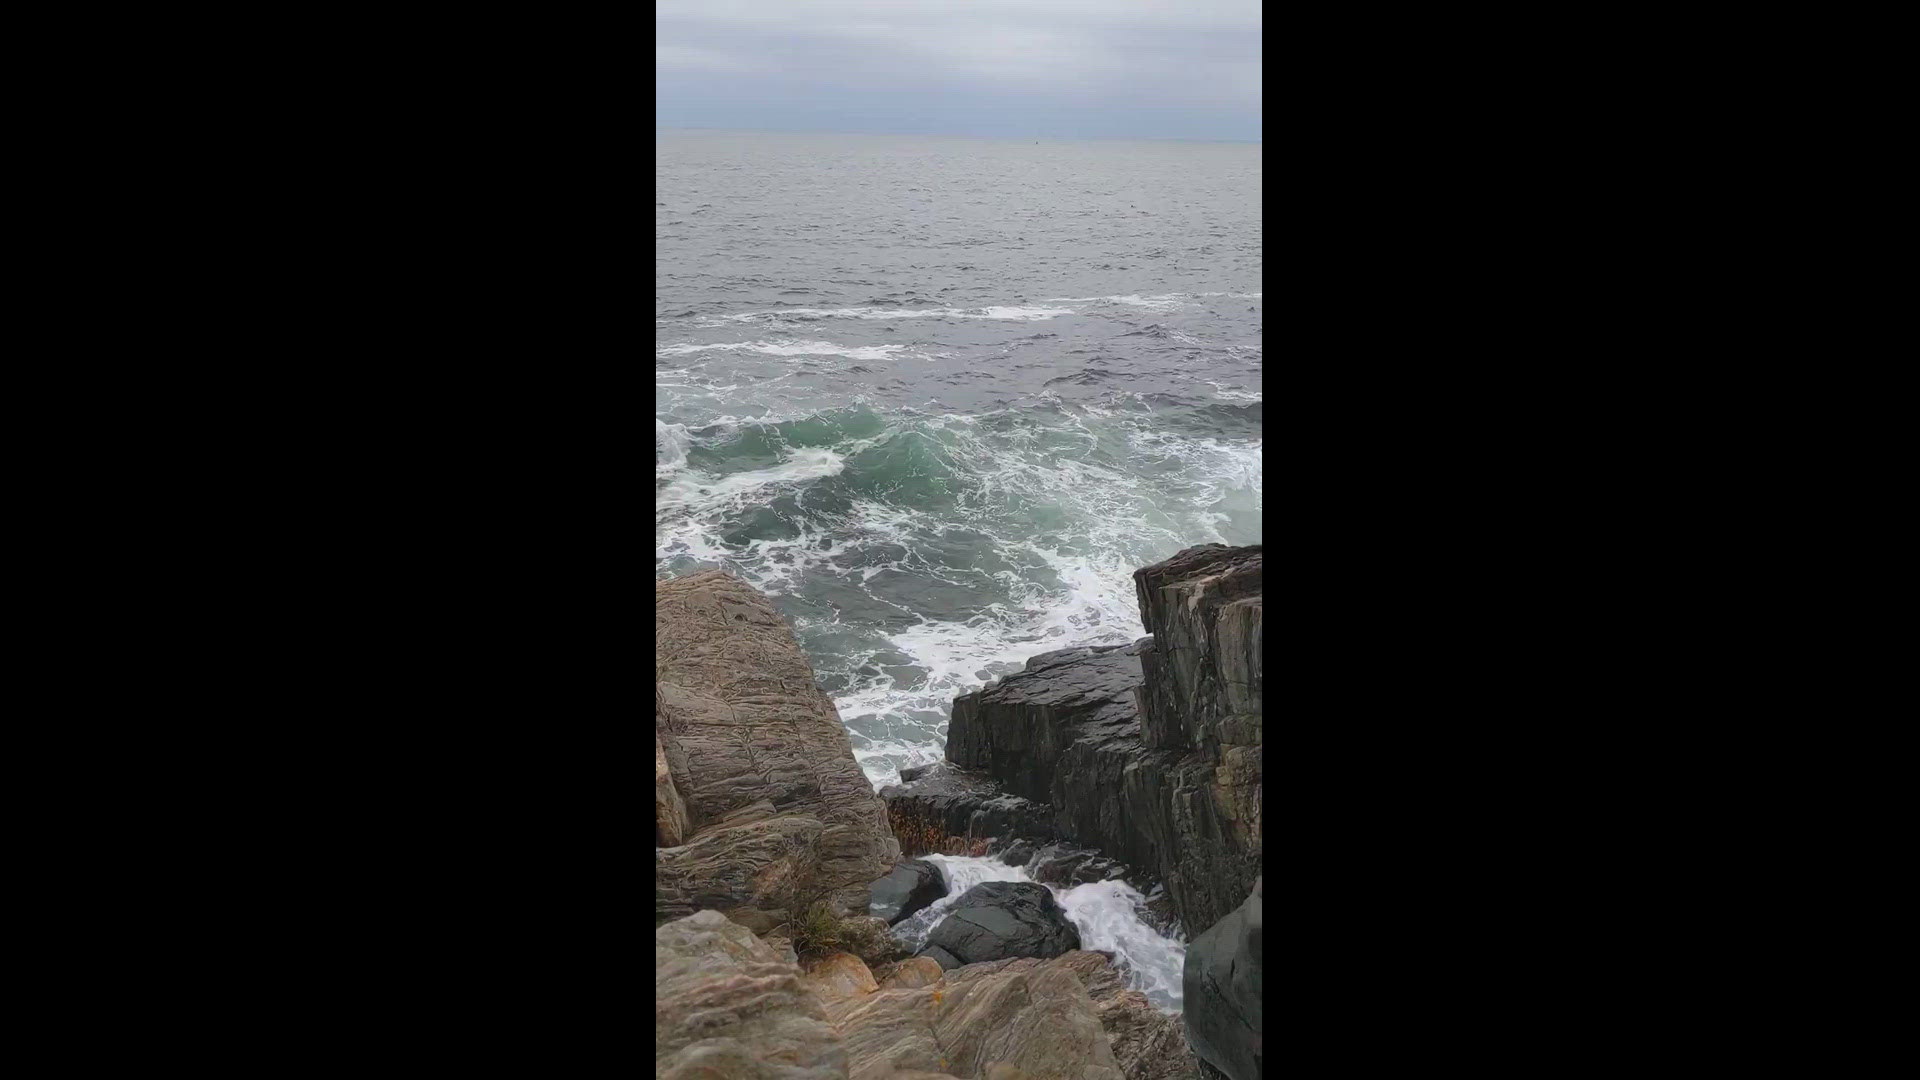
[880,544,1262,1080]
[886,544,1262,937]
[654,561,1239,1080]
[656,570,900,924]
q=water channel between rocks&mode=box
[889,854,1188,1012]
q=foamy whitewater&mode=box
[888,855,1188,1013]
[659,131,1261,788]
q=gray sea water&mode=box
[657,129,1262,790]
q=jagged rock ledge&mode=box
[882,759,1058,857]
[882,544,1261,938]
[877,543,1263,1080]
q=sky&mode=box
[656,0,1261,142]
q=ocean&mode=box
[656,128,1262,792]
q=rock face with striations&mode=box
[656,570,900,924]
[820,946,1188,1080]
[904,545,1262,937]
[655,909,846,1079]
[1133,545,1262,876]
[661,930,1194,1080]
[655,731,689,847]
[1051,950,1205,1080]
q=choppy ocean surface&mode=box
[657,129,1262,790]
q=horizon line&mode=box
[656,124,1261,145]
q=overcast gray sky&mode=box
[657,0,1261,142]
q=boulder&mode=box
[920,944,963,970]
[923,881,1081,968]
[996,839,1036,866]
[655,909,845,1079]
[656,571,900,922]
[870,859,949,925]
[804,950,881,1014]
[1027,845,1132,887]
[880,956,946,989]
[1182,878,1262,1080]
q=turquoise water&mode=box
[657,131,1262,786]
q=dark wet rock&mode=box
[924,881,1081,967]
[1135,547,1262,755]
[1138,885,1181,939]
[882,762,1057,857]
[997,839,1036,866]
[1028,844,1134,888]
[898,762,935,783]
[1183,877,1262,1080]
[946,641,1148,801]
[869,858,948,925]
[935,544,1262,935]
[1130,545,1261,932]
[920,943,963,970]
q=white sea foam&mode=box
[1125,429,1262,546]
[655,419,691,477]
[816,409,1259,789]
[1043,291,1261,308]
[1205,381,1262,403]
[727,306,1075,322]
[832,512,1158,789]
[656,447,846,513]
[656,402,1261,791]
[890,855,1187,1013]
[655,456,896,598]
[656,339,911,361]
[1057,879,1188,1009]
[1042,293,1190,311]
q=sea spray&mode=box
[891,855,1188,1013]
